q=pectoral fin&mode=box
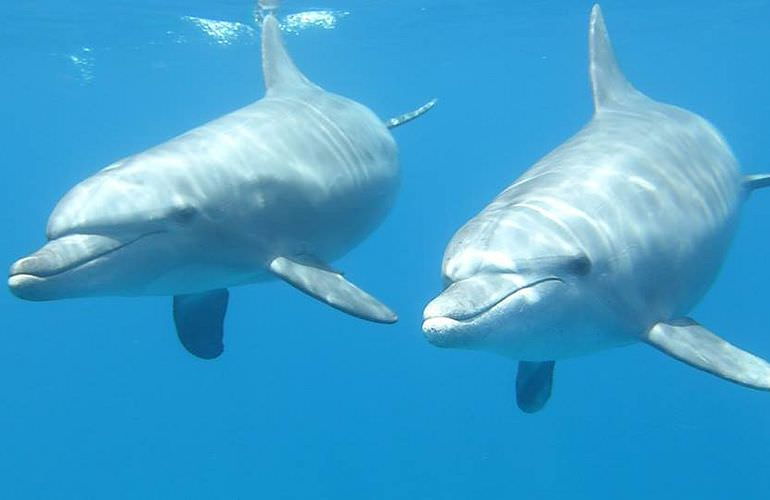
[385,99,437,129]
[173,289,229,359]
[744,174,770,191]
[643,318,770,390]
[516,361,556,413]
[269,256,397,324]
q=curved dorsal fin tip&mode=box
[588,4,639,111]
[261,13,315,94]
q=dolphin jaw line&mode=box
[9,231,162,281]
[422,276,564,337]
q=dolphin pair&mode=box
[423,5,770,412]
[8,13,434,358]
[9,5,770,413]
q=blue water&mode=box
[2,1,770,498]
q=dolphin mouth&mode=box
[428,277,564,323]
[421,276,563,342]
[8,232,158,299]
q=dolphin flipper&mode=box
[643,318,770,390]
[269,256,397,323]
[173,289,229,359]
[385,99,438,129]
[516,361,556,413]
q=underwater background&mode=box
[2,0,770,498]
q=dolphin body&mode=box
[9,14,434,359]
[422,5,770,413]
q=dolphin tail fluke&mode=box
[516,361,556,413]
[385,99,437,129]
[643,318,770,390]
[744,173,770,192]
[588,5,644,111]
[173,289,229,359]
[269,256,398,323]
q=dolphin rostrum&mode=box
[9,13,434,359]
[422,5,770,413]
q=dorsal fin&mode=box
[261,14,316,94]
[589,5,641,111]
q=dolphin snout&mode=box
[10,235,123,278]
[8,255,58,301]
[423,274,526,322]
[8,274,50,301]
[8,234,127,301]
[8,253,58,301]
[10,254,48,278]
[422,274,565,348]
[422,289,467,322]
[422,315,464,346]
[422,283,486,347]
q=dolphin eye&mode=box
[503,253,593,277]
[169,206,197,225]
[567,254,592,275]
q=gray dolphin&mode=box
[422,5,770,413]
[9,13,434,359]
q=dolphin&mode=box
[422,5,770,413]
[8,13,434,359]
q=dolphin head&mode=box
[8,156,230,300]
[422,214,594,359]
